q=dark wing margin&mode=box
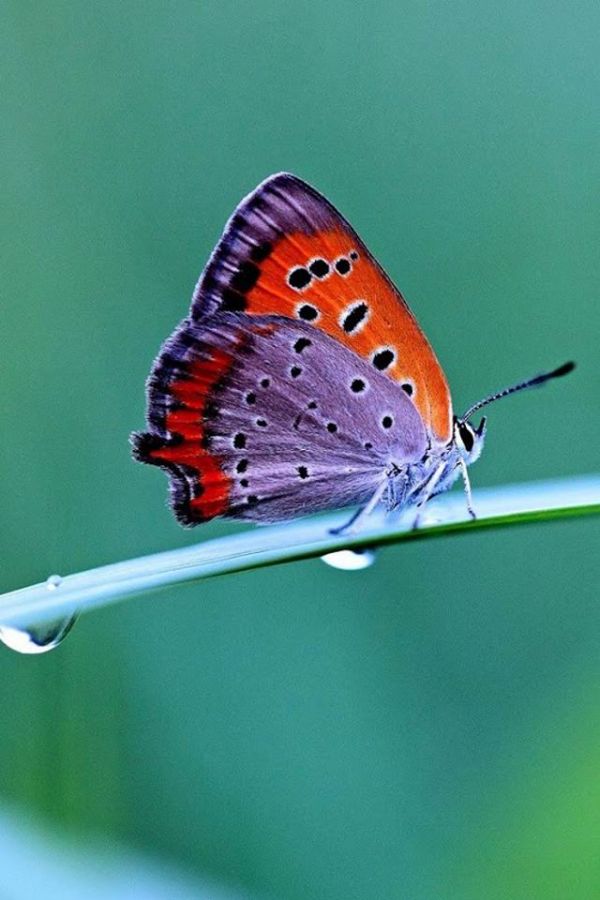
[131,319,239,525]
[191,173,358,320]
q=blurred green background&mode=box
[2,1,599,898]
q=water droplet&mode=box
[0,614,77,655]
[46,574,62,590]
[321,548,376,571]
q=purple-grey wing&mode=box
[133,313,428,524]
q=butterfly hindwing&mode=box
[192,173,453,443]
[132,313,427,524]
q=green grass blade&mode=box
[0,474,598,632]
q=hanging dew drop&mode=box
[0,573,77,654]
[0,614,77,655]
[46,574,62,590]
[321,548,377,571]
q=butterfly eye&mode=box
[458,422,475,452]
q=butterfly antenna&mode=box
[461,361,575,422]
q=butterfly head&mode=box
[452,415,486,464]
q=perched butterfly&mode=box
[132,173,574,530]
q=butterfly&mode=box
[132,173,574,530]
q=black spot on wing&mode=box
[288,267,311,290]
[204,401,219,419]
[293,337,312,353]
[309,258,330,278]
[335,257,351,275]
[342,302,368,334]
[297,304,319,321]
[373,349,395,371]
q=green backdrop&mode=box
[2,2,599,898]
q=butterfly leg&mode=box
[411,462,447,530]
[458,457,477,519]
[329,478,388,536]
[383,470,411,530]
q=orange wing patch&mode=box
[191,173,453,443]
[243,229,452,441]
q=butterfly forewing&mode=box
[133,314,427,524]
[192,173,453,443]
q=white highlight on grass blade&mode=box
[0,475,597,640]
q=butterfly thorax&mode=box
[385,419,486,512]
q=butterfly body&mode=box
[132,173,570,528]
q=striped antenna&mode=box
[461,361,575,423]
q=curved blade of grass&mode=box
[0,474,598,631]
